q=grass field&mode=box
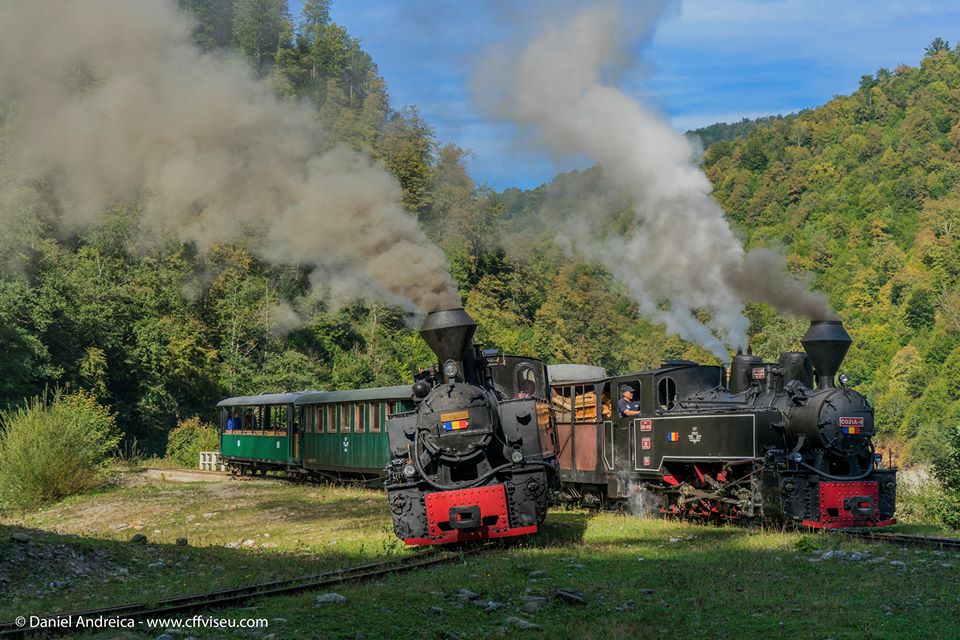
[3,472,960,639]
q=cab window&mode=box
[600,383,613,420]
[658,377,677,411]
[515,364,538,398]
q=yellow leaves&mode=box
[156,315,219,382]
[806,159,840,188]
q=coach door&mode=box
[290,403,301,463]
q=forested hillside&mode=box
[0,1,956,462]
[702,40,960,460]
[480,40,960,462]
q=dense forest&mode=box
[0,0,957,462]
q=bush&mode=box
[0,389,122,512]
[165,416,219,468]
[895,472,952,525]
[932,425,960,528]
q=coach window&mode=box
[370,402,381,433]
[260,406,270,431]
[325,405,336,433]
[658,377,677,411]
[354,403,365,433]
[273,406,287,433]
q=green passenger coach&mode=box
[218,392,307,476]
[295,386,413,477]
[216,386,413,479]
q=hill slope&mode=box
[498,46,960,460]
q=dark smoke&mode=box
[0,1,460,313]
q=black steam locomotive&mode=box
[384,309,559,545]
[550,320,897,528]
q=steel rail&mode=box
[834,529,960,549]
[0,549,480,638]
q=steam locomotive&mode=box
[550,320,897,528]
[384,309,559,545]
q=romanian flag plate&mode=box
[667,432,680,442]
[442,410,470,431]
[839,417,864,435]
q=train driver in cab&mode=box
[618,385,641,418]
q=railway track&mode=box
[0,549,479,638]
[834,529,960,550]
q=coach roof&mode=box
[295,385,412,405]
[216,391,313,407]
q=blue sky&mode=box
[290,1,960,191]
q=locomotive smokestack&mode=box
[801,320,852,389]
[420,308,477,383]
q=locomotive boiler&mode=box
[384,308,559,545]
[550,320,897,528]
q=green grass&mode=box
[201,516,960,640]
[3,477,960,639]
[0,476,409,623]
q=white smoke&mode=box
[0,1,460,313]
[472,1,832,357]
[626,481,662,518]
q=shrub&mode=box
[165,416,219,468]
[895,472,952,525]
[932,425,960,528]
[0,389,122,512]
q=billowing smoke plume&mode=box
[472,1,832,357]
[0,1,460,313]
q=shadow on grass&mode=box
[0,521,403,622]
[252,494,390,523]
[0,509,589,622]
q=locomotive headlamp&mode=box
[402,464,416,478]
[511,450,524,463]
[443,359,459,379]
[838,373,848,386]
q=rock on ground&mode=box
[505,616,541,631]
[552,588,587,605]
[316,593,347,604]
